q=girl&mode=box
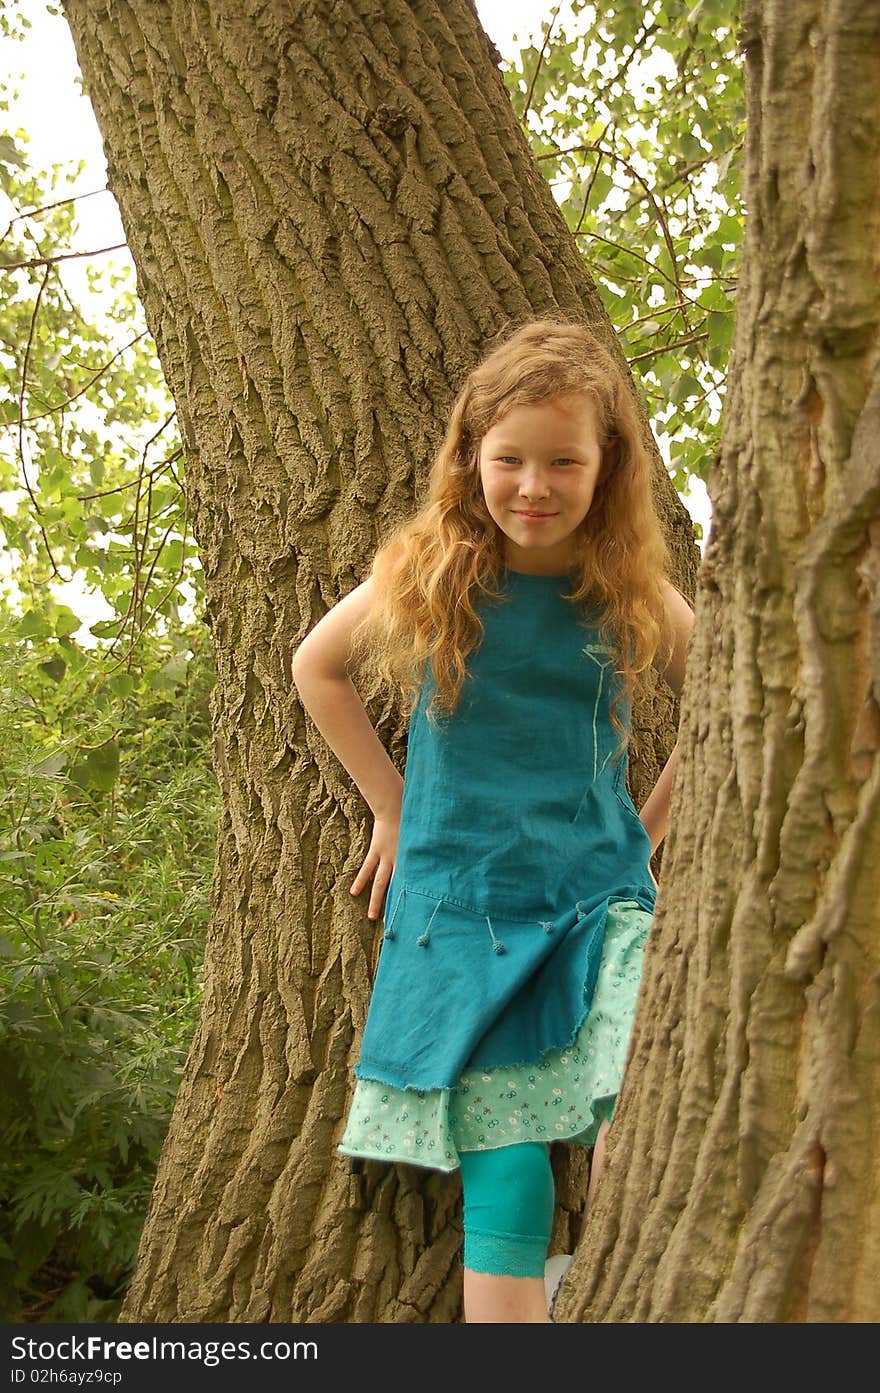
[291,317,695,1323]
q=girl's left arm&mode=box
[639,580,696,855]
[640,742,680,855]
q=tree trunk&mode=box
[61,0,696,1321]
[554,0,880,1324]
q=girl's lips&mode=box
[513,511,557,522]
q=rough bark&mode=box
[553,0,880,1324]
[61,0,696,1321]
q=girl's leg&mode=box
[578,1116,610,1243]
[464,1269,550,1323]
[459,1141,555,1323]
[545,1119,613,1319]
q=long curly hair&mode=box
[350,315,677,760]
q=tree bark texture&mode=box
[553,0,880,1324]
[61,0,698,1321]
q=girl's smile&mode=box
[478,394,604,573]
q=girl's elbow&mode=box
[291,643,315,687]
[291,641,346,687]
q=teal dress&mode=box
[338,567,656,1171]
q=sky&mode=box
[1,0,710,634]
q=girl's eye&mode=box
[495,456,575,465]
[495,456,576,468]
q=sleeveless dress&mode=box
[338,567,657,1172]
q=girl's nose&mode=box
[520,476,550,500]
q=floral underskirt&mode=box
[337,898,652,1173]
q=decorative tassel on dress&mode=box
[485,914,507,955]
[382,886,405,941]
[416,897,443,947]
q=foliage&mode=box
[0,142,195,653]
[0,605,216,1321]
[0,19,216,1320]
[502,0,744,526]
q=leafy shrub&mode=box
[0,610,217,1321]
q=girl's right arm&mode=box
[291,578,403,920]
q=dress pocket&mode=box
[611,761,647,833]
[570,782,597,825]
[613,784,647,833]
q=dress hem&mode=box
[355,892,651,1092]
[336,1097,613,1173]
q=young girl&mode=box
[291,317,694,1324]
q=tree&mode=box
[555,0,880,1323]
[59,0,880,1323]
[59,0,695,1322]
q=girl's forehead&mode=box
[484,393,601,437]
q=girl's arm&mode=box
[292,578,403,921]
[639,581,695,860]
[639,742,679,856]
[291,578,403,820]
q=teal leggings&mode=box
[459,1141,555,1278]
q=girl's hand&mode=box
[350,808,401,921]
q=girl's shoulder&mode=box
[653,577,696,699]
[292,576,376,676]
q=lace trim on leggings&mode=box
[462,1226,549,1279]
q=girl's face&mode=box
[477,394,604,574]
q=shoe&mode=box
[544,1252,575,1318]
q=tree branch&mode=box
[0,242,128,272]
[17,265,64,580]
[628,330,708,364]
[573,122,612,237]
[521,4,561,125]
[0,186,112,244]
[3,331,149,425]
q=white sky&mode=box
[2,0,709,634]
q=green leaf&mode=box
[670,374,702,404]
[108,672,136,698]
[707,311,733,350]
[85,741,120,792]
[54,607,81,638]
[0,133,27,169]
[698,280,733,311]
[39,656,67,683]
[716,214,742,244]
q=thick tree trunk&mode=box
[61,0,696,1321]
[554,0,880,1324]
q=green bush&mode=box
[0,610,217,1321]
